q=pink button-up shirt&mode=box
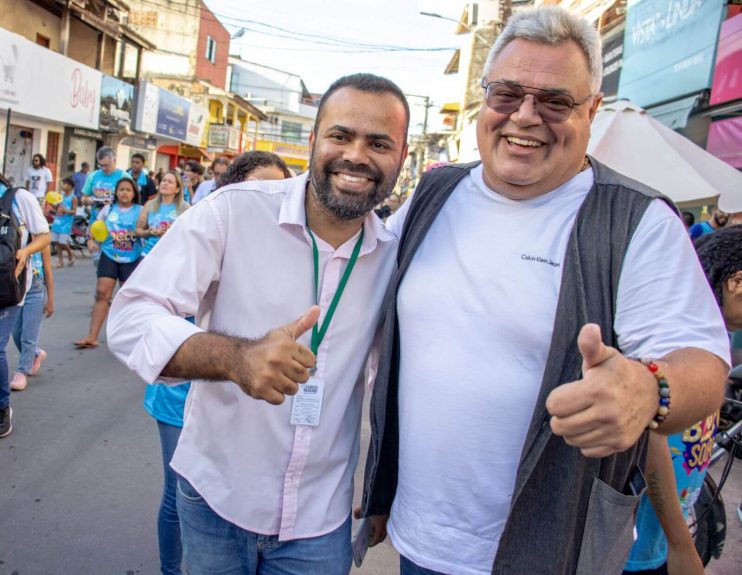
[107,173,397,540]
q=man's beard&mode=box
[309,156,397,221]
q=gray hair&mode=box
[484,7,603,92]
[96,146,116,162]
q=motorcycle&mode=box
[70,212,90,256]
[690,375,742,565]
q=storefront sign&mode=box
[72,127,103,139]
[186,102,208,147]
[134,82,193,143]
[600,30,624,98]
[156,89,188,141]
[618,0,726,107]
[0,28,101,128]
[710,13,742,106]
[100,75,134,133]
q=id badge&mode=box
[352,518,373,567]
[290,377,325,427]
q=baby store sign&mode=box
[0,27,101,129]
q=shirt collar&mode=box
[278,172,396,255]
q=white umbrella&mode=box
[587,99,742,209]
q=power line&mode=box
[128,0,456,53]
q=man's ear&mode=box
[726,270,742,295]
[308,129,316,148]
[588,92,603,122]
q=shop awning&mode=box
[646,95,700,130]
[707,116,742,169]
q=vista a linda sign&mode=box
[0,27,101,128]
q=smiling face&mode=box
[477,39,601,200]
[308,87,408,221]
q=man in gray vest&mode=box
[360,7,730,575]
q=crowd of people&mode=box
[0,5,741,575]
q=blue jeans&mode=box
[400,555,448,575]
[176,477,352,575]
[0,305,21,408]
[157,421,183,575]
[12,279,45,374]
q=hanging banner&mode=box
[710,13,742,106]
[186,102,208,147]
[99,75,134,133]
[134,81,196,143]
[618,0,726,107]
[0,27,101,128]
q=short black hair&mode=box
[185,160,205,176]
[313,73,410,141]
[131,153,146,163]
[216,151,290,190]
[32,154,46,166]
[695,225,742,306]
[682,211,695,227]
[81,161,90,169]
[61,176,75,188]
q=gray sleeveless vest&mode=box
[361,158,677,574]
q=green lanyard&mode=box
[306,224,364,359]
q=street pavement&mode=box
[0,257,740,574]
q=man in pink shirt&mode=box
[107,74,409,574]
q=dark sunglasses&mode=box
[481,80,594,123]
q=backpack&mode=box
[0,187,28,307]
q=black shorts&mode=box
[97,252,141,283]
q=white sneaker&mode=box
[10,372,27,391]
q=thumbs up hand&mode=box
[232,306,320,405]
[545,323,659,458]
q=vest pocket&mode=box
[575,477,641,575]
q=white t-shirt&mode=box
[1,186,50,305]
[192,179,216,204]
[25,166,53,199]
[385,165,730,575]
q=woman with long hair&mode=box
[136,170,188,256]
[0,172,50,438]
[74,178,142,349]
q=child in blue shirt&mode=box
[50,176,78,268]
[74,178,141,349]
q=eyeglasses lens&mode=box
[485,83,575,123]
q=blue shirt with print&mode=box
[143,203,178,254]
[100,203,143,263]
[625,412,718,571]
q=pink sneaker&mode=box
[30,349,47,376]
[10,372,27,391]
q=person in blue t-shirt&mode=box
[74,178,142,349]
[71,162,90,200]
[81,146,131,264]
[688,209,727,241]
[136,170,188,256]
[50,177,78,268]
[624,226,742,575]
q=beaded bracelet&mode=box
[641,358,670,430]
